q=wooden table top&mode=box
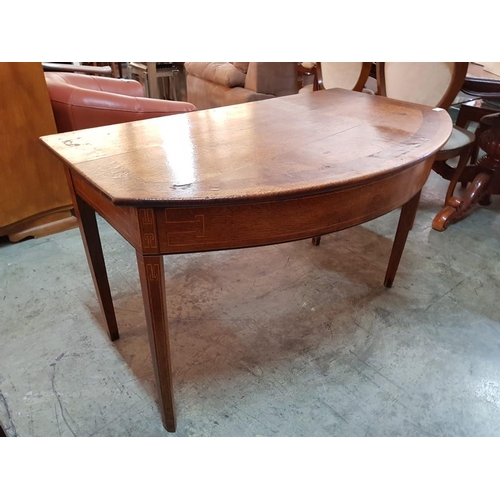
[41,88,452,207]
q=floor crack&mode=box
[50,361,77,437]
[0,389,18,436]
[423,276,468,312]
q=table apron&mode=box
[71,170,142,250]
[156,158,433,254]
[71,157,433,255]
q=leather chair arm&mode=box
[45,72,145,97]
[46,76,196,132]
[42,63,114,76]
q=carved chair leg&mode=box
[433,113,500,231]
[444,144,474,205]
[432,171,493,231]
[478,191,493,206]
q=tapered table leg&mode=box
[384,190,422,288]
[74,193,119,341]
[136,252,176,432]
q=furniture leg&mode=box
[433,112,500,231]
[432,171,493,231]
[444,144,474,204]
[146,63,160,99]
[384,190,422,288]
[311,235,322,246]
[74,194,119,341]
[136,252,176,432]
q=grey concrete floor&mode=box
[1,171,500,437]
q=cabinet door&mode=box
[0,62,74,240]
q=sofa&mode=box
[184,62,298,110]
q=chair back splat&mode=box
[376,62,478,232]
[376,62,469,109]
[317,62,373,92]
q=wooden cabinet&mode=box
[0,62,76,242]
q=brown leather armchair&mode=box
[44,72,196,133]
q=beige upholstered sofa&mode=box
[184,62,298,110]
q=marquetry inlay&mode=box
[164,211,205,238]
[146,263,160,281]
[138,208,158,250]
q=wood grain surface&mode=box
[1,62,74,239]
[41,88,452,206]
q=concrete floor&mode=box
[1,172,500,437]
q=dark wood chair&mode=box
[452,64,500,168]
[432,112,500,230]
[297,62,316,90]
[317,62,372,92]
[376,62,475,223]
[431,64,500,229]
[299,62,372,94]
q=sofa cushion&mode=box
[184,62,246,88]
[233,62,250,74]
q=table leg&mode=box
[136,252,176,432]
[384,190,421,288]
[74,194,119,341]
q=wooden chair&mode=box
[377,62,475,217]
[317,62,372,92]
[299,62,373,94]
[431,65,500,230]
[297,62,316,90]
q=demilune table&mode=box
[41,88,452,432]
